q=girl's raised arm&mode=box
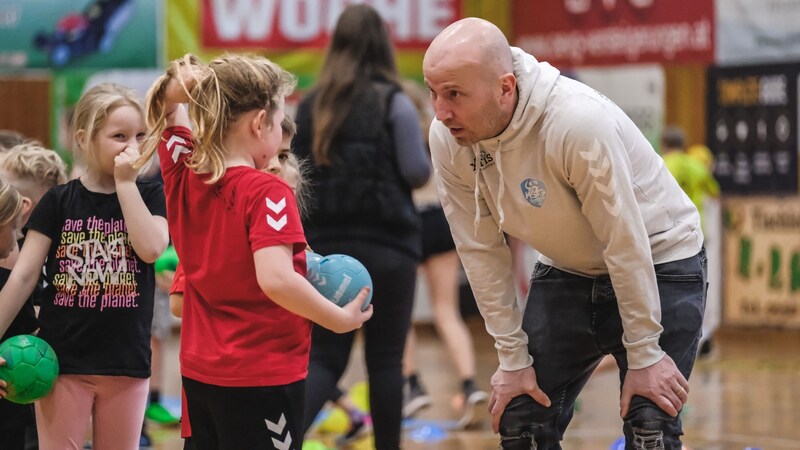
[138,55,203,167]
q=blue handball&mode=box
[309,254,373,311]
[305,251,324,280]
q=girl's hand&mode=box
[337,287,373,332]
[114,145,142,183]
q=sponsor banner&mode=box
[512,0,714,68]
[706,63,799,194]
[572,65,664,149]
[716,0,800,67]
[724,197,800,328]
[201,0,461,50]
[0,0,159,70]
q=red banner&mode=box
[201,0,461,50]
[512,0,714,68]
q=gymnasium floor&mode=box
[150,322,800,450]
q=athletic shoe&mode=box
[403,383,432,418]
[335,413,371,447]
[455,387,489,429]
[145,402,180,425]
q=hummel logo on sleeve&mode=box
[166,135,191,163]
[266,197,287,231]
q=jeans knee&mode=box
[499,396,559,450]
[623,404,682,450]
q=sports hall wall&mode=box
[1,0,799,328]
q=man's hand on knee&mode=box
[489,365,551,433]
[620,354,689,418]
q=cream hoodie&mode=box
[430,48,703,371]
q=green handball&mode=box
[0,335,59,404]
[155,245,179,274]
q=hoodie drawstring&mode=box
[472,145,481,236]
[495,143,505,233]
[471,143,506,236]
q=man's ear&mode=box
[499,73,516,99]
[251,110,268,138]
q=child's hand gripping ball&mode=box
[307,254,373,311]
[0,334,59,404]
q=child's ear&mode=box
[75,129,87,149]
[18,197,33,230]
[251,110,268,138]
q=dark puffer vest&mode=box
[293,81,421,259]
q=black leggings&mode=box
[303,241,417,450]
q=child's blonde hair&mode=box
[278,116,310,217]
[1,143,68,191]
[0,130,27,152]
[143,53,296,184]
[72,83,144,166]
[0,179,23,228]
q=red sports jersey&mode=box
[170,263,185,295]
[158,126,311,387]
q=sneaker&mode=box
[403,384,432,418]
[335,413,371,447]
[145,402,180,425]
[455,388,488,429]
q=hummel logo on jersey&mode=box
[470,150,495,172]
[266,197,287,231]
[166,135,191,163]
[265,414,293,450]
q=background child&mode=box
[0,179,31,450]
[0,83,169,450]
[141,53,371,449]
[0,142,69,449]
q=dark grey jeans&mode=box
[499,249,707,450]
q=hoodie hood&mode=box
[481,47,561,152]
[467,48,560,232]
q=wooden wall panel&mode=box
[0,77,51,147]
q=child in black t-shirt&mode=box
[0,142,69,450]
[0,83,168,449]
[0,179,31,450]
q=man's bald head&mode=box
[424,18,512,80]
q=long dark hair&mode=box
[311,4,399,166]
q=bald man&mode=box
[423,18,706,449]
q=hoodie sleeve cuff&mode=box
[626,344,666,370]
[498,346,534,372]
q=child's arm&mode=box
[254,245,373,333]
[154,57,203,130]
[169,293,184,318]
[113,155,169,263]
[0,231,50,338]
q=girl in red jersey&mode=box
[139,54,372,450]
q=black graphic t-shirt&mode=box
[26,179,167,378]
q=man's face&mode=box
[423,61,507,146]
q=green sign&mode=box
[0,0,159,70]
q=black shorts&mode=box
[182,377,305,450]
[420,206,456,260]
